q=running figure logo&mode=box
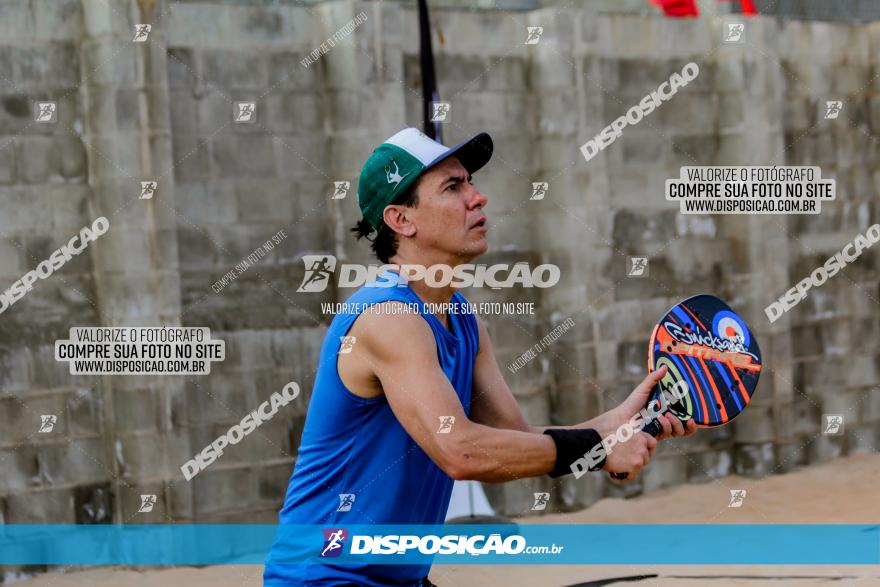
[728,489,747,508]
[297,255,337,293]
[338,336,356,354]
[35,102,56,123]
[337,493,356,512]
[234,102,256,123]
[627,256,649,277]
[38,415,57,433]
[531,492,549,511]
[140,181,157,200]
[133,24,151,42]
[430,102,451,123]
[332,181,350,200]
[525,26,543,45]
[823,101,843,120]
[437,416,455,434]
[138,494,157,513]
[822,414,844,435]
[320,528,348,558]
[530,182,548,201]
[724,23,744,43]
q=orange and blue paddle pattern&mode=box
[648,295,762,427]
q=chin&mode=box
[465,238,489,259]
[446,235,488,263]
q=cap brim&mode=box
[425,132,493,175]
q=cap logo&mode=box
[385,160,410,191]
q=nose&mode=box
[468,186,488,210]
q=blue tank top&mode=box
[264,270,479,586]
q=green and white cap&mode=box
[357,127,493,230]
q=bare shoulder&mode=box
[350,302,437,360]
[474,312,489,336]
[472,312,491,352]
[338,302,440,399]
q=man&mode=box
[264,128,696,586]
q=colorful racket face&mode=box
[647,294,762,428]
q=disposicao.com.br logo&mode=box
[319,529,563,557]
[297,255,561,292]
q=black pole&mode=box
[417,0,442,142]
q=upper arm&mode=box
[469,316,532,433]
[356,304,474,476]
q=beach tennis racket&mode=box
[610,294,762,480]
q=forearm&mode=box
[443,422,557,483]
[526,415,607,436]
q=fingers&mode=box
[634,436,653,473]
[608,466,641,483]
[635,365,668,396]
[656,413,694,439]
[606,436,652,483]
[643,411,696,451]
[667,413,685,436]
[657,413,673,439]
[643,432,658,457]
[619,366,671,418]
[610,419,699,484]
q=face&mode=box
[387,156,489,263]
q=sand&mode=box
[12,453,880,587]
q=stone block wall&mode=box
[0,4,877,565]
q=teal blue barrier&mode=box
[1,524,877,565]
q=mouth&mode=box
[471,216,487,231]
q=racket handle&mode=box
[608,418,664,480]
[641,418,664,438]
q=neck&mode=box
[388,251,470,321]
[405,277,455,307]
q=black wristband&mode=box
[542,428,606,478]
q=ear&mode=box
[382,205,417,238]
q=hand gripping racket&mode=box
[610,294,763,480]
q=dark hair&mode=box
[351,177,422,263]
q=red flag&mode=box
[739,0,758,14]
[651,0,699,17]
[718,0,759,15]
